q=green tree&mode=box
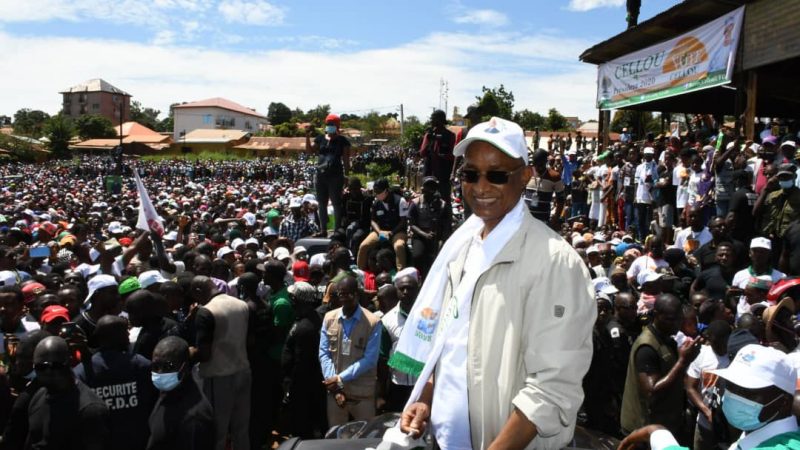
[546,108,568,131]
[273,122,303,137]
[306,104,331,126]
[400,118,426,149]
[155,103,178,133]
[12,109,51,137]
[129,101,161,129]
[611,111,661,138]
[74,114,117,140]
[267,102,292,126]
[43,114,74,159]
[513,109,546,130]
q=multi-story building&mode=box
[60,79,131,125]
[172,97,267,141]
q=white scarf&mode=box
[388,199,525,408]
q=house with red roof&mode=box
[172,97,267,141]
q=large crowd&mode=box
[0,112,798,450]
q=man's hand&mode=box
[400,402,430,439]
[678,336,700,364]
[618,425,666,450]
[335,392,346,408]
[323,376,341,392]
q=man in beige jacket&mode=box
[400,117,596,449]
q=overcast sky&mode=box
[0,0,679,122]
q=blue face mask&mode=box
[780,180,795,190]
[325,125,337,134]
[23,370,36,380]
[151,371,181,392]
[722,391,780,431]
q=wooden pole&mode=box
[597,108,605,154]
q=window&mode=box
[245,120,252,130]
[113,95,119,103]
[92,103,100,110]
[203,114,213,124]
[215,115,235,128]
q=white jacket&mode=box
[438,212,595,449]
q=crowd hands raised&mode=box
[540,121,800,450]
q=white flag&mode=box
[134,171,164,237]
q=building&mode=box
[233,136,310,158]
[60,79,131,125]
[70,121,171,154]
[172,97,267,141]
[564,116,582,130]
[171,128,251,154]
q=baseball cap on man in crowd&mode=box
[454,117,529,164]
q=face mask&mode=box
[325,125,337,134]
[23,369,36,380]
[151,371,181,392]
[780,180,794,190]
[722,391,780,431]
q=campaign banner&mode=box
[597,6,744,110]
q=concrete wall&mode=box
[173,106,267,140]
[62,91,130,125]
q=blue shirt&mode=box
[561,156,581,185]
[319,307,382,382]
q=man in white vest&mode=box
[190,275,251,450]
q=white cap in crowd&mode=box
[750,237,772,251]
[712,344,797,395]
[138,270,167,289]
[85,274,118,305]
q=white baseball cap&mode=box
[231,238,245,250]
[138,270,167,289]
[216,247,234,259]
[566,149,578,156]
[592,277,619,295]
[781,140,796,149]
[637,270,663,286]
[454,117,529,164]
[0,270,17,286]
[108,221,124,234]
[273,247,291,261]
[302,193,316,203]
[587,245,600,255]
[85,274,118,305]
[243,212,256,226]
[163,230,178,242]
[750,237,772,251]
[292,245,307,256]
[289,197,303,208]
[643,147,655,155]
[712,344,797,395]
[245,237,260,247]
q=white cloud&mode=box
[567,0,625,12]
[0,30,598,124]
[0,0,169,27]
[217,0,285,26]
[151,30,176,46]
[452,9,509,26]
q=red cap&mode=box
[39,221,57,237]
[21,282,46,304]
[292,260,310,282]
[41,305,71,324]
[324,114,341,127]
[767,277,800,303]
[118,237,133,247]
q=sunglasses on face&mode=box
[458,165,525,185]
[33,361,68,372]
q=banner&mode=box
[134,171,164,237]
[597,6,744,110]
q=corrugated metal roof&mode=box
[233,136,306,151]
[182,128,250,143]
[60,78,131,96]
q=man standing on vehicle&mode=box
[306,113,350,237]
[397,117,595,449]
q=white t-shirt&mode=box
[672,227,712,253]
[687,345,730,429]
[673,164,690,208]
[627,254,669,281]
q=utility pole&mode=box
[399,104,404,137]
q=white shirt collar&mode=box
[734,416,799,450]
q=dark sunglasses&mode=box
[458,165,525,185]
[34,361,68,372]
[151,360,184,374]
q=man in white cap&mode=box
[74,274,121,347]
[620,344,799,450]
[634,147,658,239]
[732,237,785,318]
[279,197,319,242]
[398,117,594,449]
